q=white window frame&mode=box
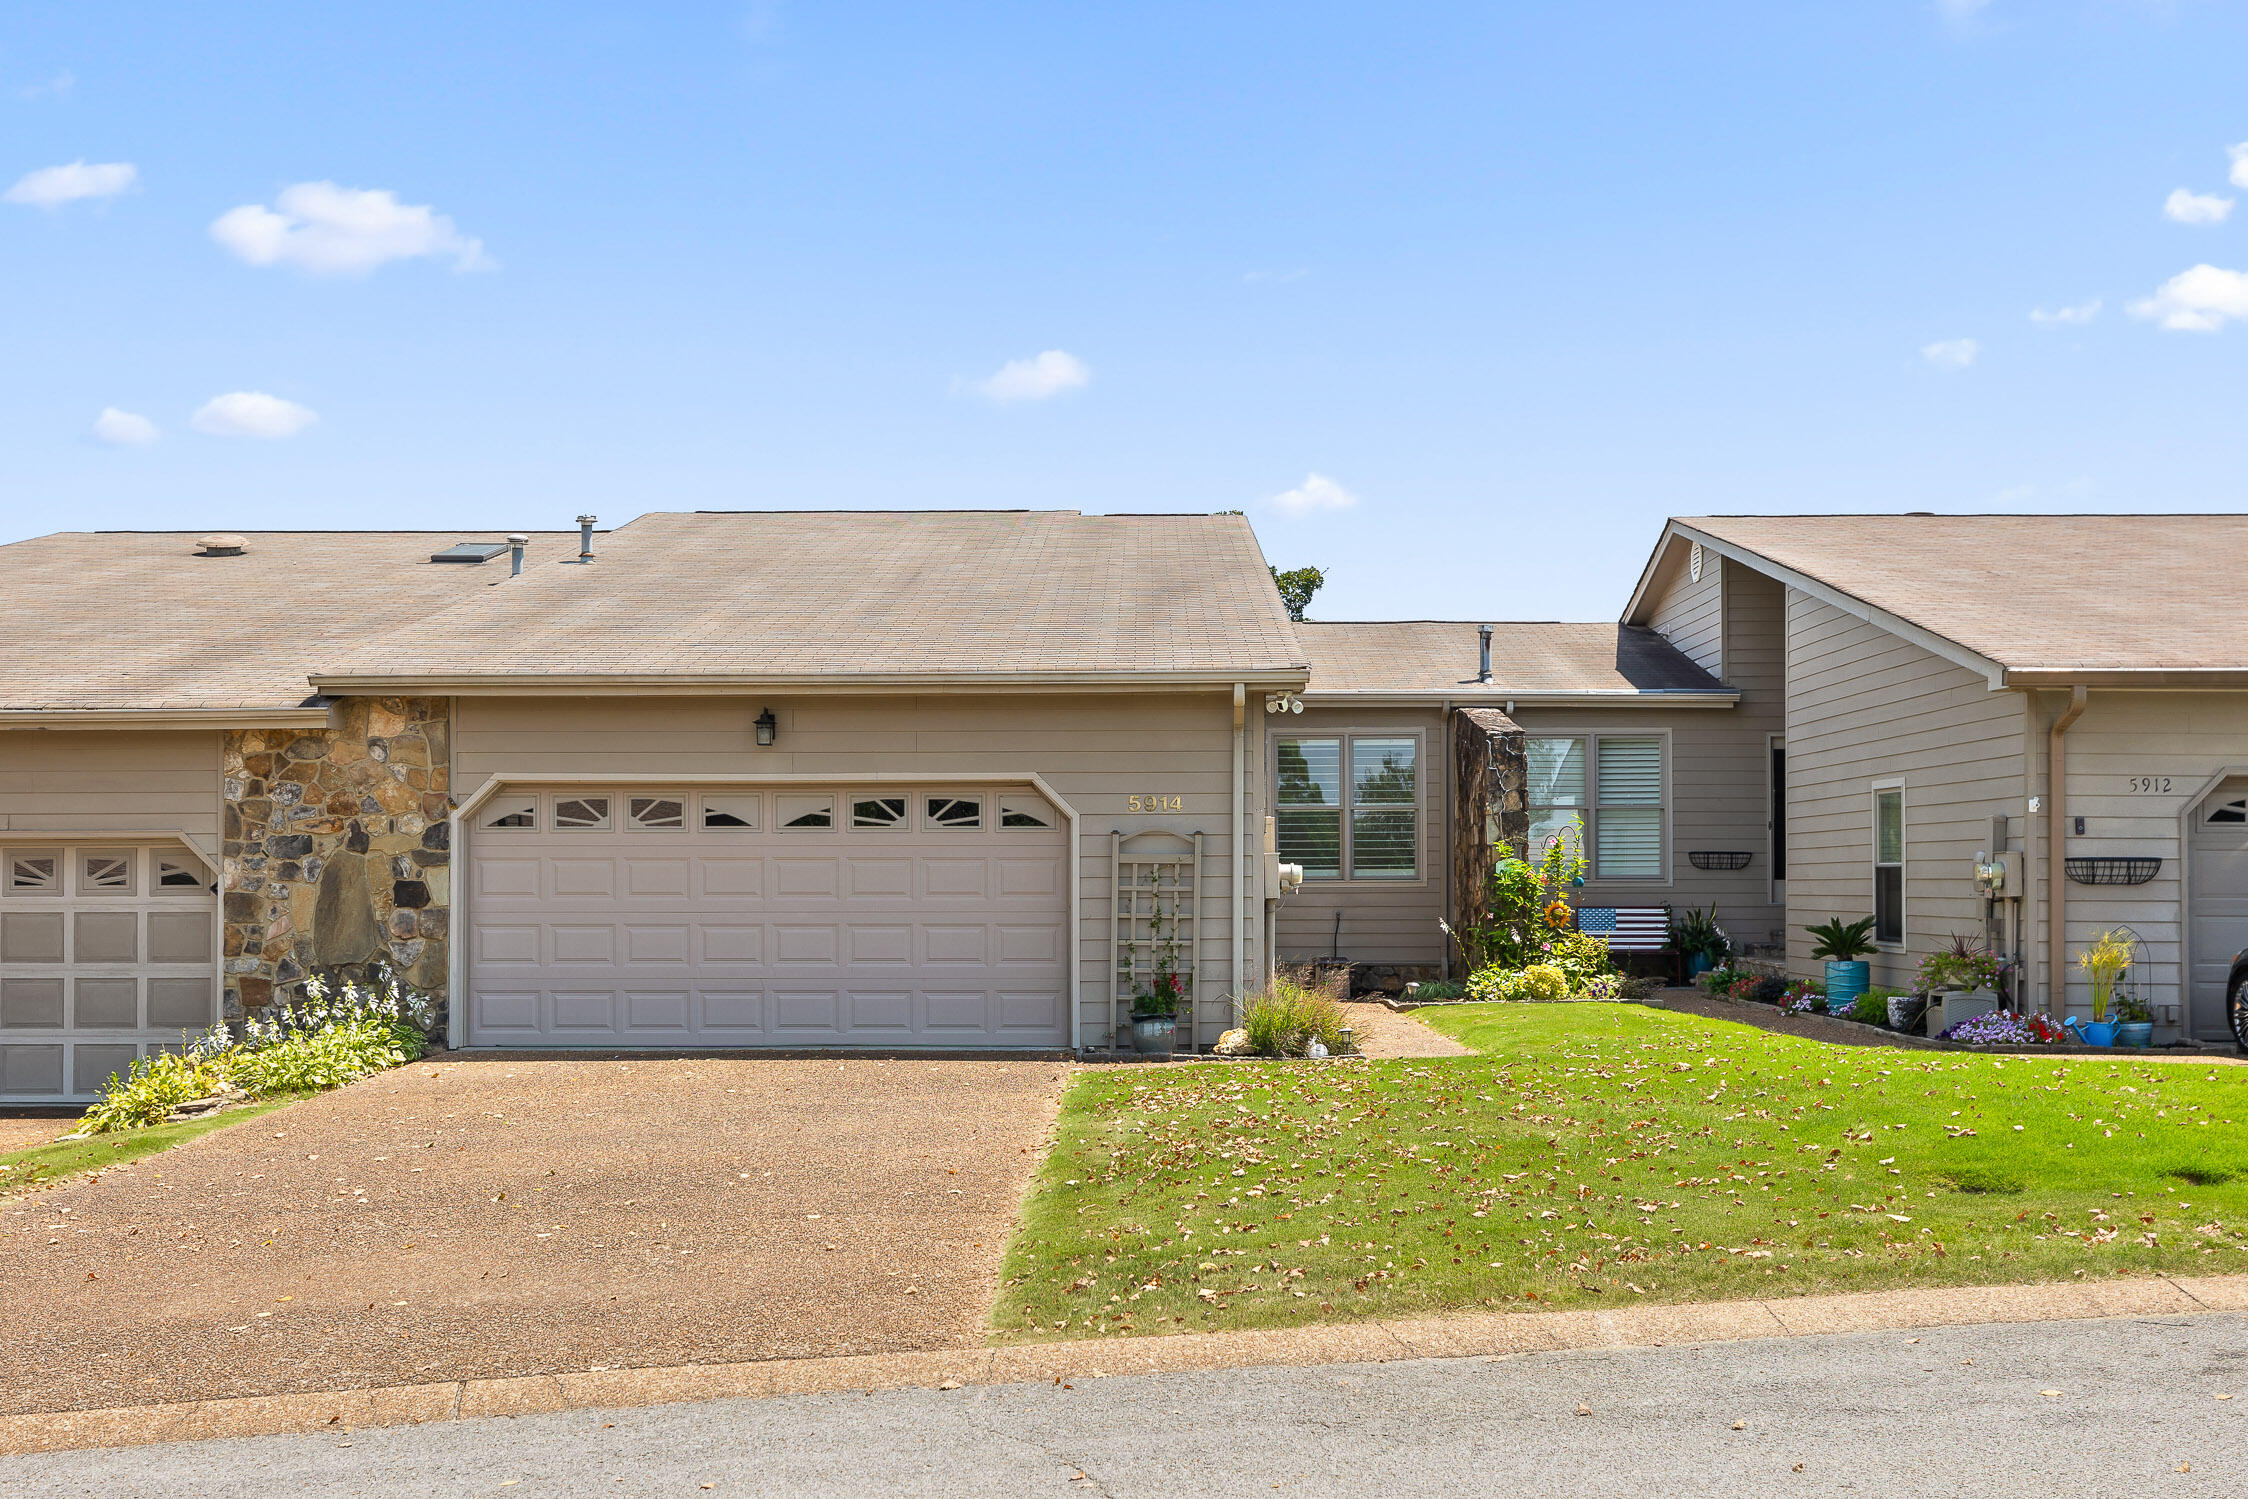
[1872,779,1906,952]
[1269,729,1425,885]
[1522,728,1673,887]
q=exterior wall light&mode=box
[754,708,777,747]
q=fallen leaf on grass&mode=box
[2040,1390,2063,1398]
[1731,1420,1746,1430]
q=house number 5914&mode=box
[1128,794,1182,812]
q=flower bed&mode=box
[75,971,439,1135]
[1693,965,2079,1048]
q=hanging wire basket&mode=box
[2064,856,2161,886]
[1687,851,1753,872]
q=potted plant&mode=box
[1670,904,1731,979]
[1917,934,2006,1036]
[1805,917,1877,1007]
[1130,971,1181,1054]
[2069,929,2133,1048]
[2114,992,2153,1049]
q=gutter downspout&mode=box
[1233,684,1247,1039]
[1440,697,1453,982]
[2047,685,2088,1018]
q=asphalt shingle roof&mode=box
[1676,514,2248,677]
[1298,621,1728,697]
[0,512,1307,713]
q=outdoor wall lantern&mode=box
[754,708,778,747]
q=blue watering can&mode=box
[2064,1018,2117,1047]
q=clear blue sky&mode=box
[4,3,2245,620]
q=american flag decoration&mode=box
[1577,906,1670,952]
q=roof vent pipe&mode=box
[507,534,529,577]
[576,515,597,563]
[1477,623,1494,683]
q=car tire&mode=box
[2231,975,2248,1052]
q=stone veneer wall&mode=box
[221,697,451,1028]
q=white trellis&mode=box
[1109,831,1204,1051]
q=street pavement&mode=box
[9,1311,2248,1496]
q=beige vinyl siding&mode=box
[1271,705,1448,970]
[452,692,1252,1048]
[1509,696,1782,949]
[1647,546,1723,677]
[2033,688,2248,1036]
[1782,590,2027,992]
[0,731,224,861]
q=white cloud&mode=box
[90,407,159,446]
[1266,473,1359,517]
[4,160,136,208]
[2165,188,2234,226]
[1920,337,1980,369]
[19,70,75,101]
[2130,264,2248,332]
[2230,142,2248,191]
[973,350,1090,403]
[210,182,490,275]
[2030,299,2101,326]
[190,391,319,439]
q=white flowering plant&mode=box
[79,969,439,1134]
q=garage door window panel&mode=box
[852,796,907,830]
[999,797,1053,830]
[80,854,134,895]
[928,796,982,830]
[701,794,761,830]
[778,795,834,831]
[555,796,611,831]
[628,796,685,831]
[155,857,207,891]
[480,796,538,831]
[8,853,59,894]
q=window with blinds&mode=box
[1274,735,1418,880]
[1527,734,1666,880]
[1594,737,1664,879]
[1874,786,1904,945]
[1350,737,1416,879]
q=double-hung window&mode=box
[1873,786,1904,945]
[1524,734,1667,879]
[1275,735,1418,880]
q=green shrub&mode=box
[1541,930,1615,987]
[78,969,437,1136]
[1411,981,1466,1001]
[79,1050,232,1135]
[1848,991,1889,1024]
[1465,963,1574,1003]
[224,1018,416,1095]
[1240,974,1351,1057]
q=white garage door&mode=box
[2190,781,2248,1040]
[466,786,1071,1049]
[0,842,220,1101]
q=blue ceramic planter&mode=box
[1824,960,1870,1004]
[1688,953,1715,979]
[2116,1021,2154,1049]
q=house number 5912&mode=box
[2126,776,2172,793]
[1128,795,1182,812]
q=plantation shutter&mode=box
[1594,737,1663,879]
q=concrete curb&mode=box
[6,1273,2246,1457]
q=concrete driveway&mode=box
[0,1055,1067,1417]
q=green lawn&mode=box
[0,1101,290,1196]
[991,1003,2248,1343]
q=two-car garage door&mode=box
[466,785,1070,1049]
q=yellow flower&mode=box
[1542,899,1573,931]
